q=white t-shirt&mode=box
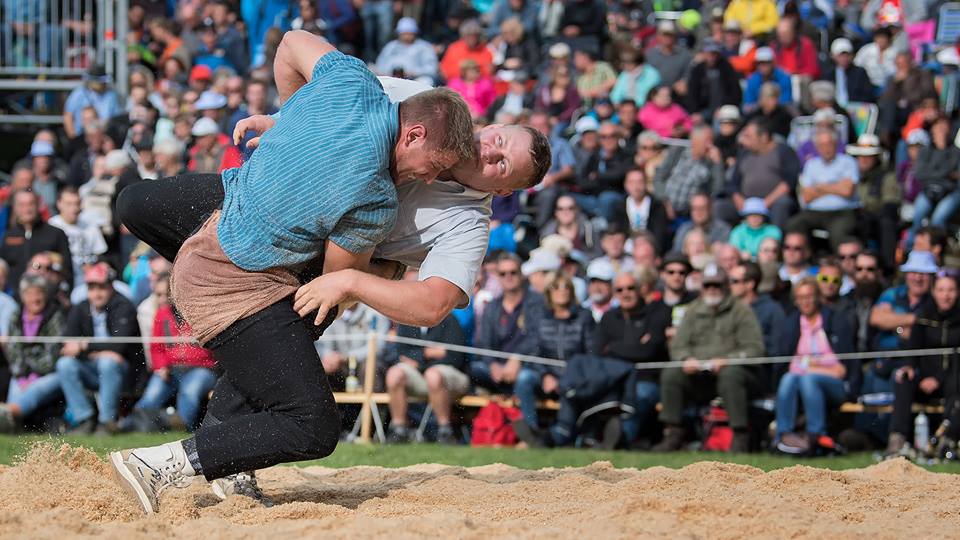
[48,214,109,289]
[372,76,493,300]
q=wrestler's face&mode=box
[394,124,458,184]
[461,124,533,195]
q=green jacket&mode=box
[669,294,765,363]
[4,306,65,377]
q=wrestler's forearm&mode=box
[345,272,462,327]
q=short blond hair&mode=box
[399,88,477,164]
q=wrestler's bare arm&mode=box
[274,30,337,104]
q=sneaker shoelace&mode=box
[131,452,192,497]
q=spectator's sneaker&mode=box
[387,424,411,444]
[109,447,194,513]
[729,431,750,453]
[211,471,274,507]
[0,405,18,434]
[65,418,96,435]
[436,425,458,445]
[598,416,622,451]
[511,419,553,448]
[651,426,685,452]
[94,421,119,437]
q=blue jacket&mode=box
[475,288,544,366]
[743,68,793,107]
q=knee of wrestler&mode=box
[297,403,341,459]
[116,182,146,231]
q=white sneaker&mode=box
[210,471,274,507]
[109,447,194,513]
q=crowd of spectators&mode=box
[1,0,960,458]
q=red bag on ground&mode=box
[702,405,733,452]
[471,402,523,447]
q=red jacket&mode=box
[150,304,215,371]
[773,37,820,79]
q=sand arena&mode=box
[0,443,958,539]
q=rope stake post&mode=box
[358,331,378,444]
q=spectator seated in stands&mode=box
[847,135,899,272]
[722,118,800,230]
[793,105,847,166]
[610,49,660,106]
[540,196,601,259]
[440,19,493,82]
[816,258,858,333]
[824,38,875,107]
[787,129,860,251]
[574,49,616,103]
[49,187,108,291]
[742,47,792,109]
[486,71,534,125]
[122,274,216,432]
[448,59,497,118]
[772,17,819,80]
[638,86,692,139]
[645,21,693,94]
[594,224,634,276]
[583,259,616,323]
[885,272,960,457]
[318,302,389,390]
[724,0,779,38]
[909,114,960,249]
[653,264,765,453]
[653,126,725,221]
[374,17,439,84]
[778,230,814,286]
[774,277,857,454]
[743,82,794,140]
[472,253,544,424]
[685,39,742,122]
[730,261,785,360]
[0,275,65,432]
[0,190,74,290]
[728,198,782,260]
[659,253,698,330]
[386,313,469,445]
[187,117,241,174]
[527,111,576,227]
[618,168,669,253]
[56,262,142,435]
[573,122,632,222]
[672,193,732,253]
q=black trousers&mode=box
[117,173,341,479]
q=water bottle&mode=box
[914,411,929,452]
[345,356,360,393]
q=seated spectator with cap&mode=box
[56,262,142,435]
[28,140,65,210]
[187,117,241,174]
[714,105,744,164]
[194,89,230,134]
[659,252,698,333]
[824,38,875,107]
[375,17,439,84]
[728,198,782,260]
[742,47,792,109]
[618,168,670,252]
[583,259,617,323]
[788,128,860,251]
[521,248,563,295]
[653,263,765,452]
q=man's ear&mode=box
[404,124,427,146]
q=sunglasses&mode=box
[783,244,805,251]
[817,274,843,286]
[663,269,688,276]
[614,285,637,293]
[498,270,520,277]
[856,266,877,272]
[702,282,724,289]
[838,253,860,260]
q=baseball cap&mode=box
[586,259,616,282]
[575,116,600,134]
[740,197,769,217]
[549,42,571,59]
[189,64,213,82]
[30,140,55,157]
[830,38,854,56]
[191,117,220,137]
[521,249,562,277]
[194,90,227,110]
[754,46,774,62]
[396,17,419,34]
[657,20,677,34]
[83,262,113,285]
[701,263,728,285]
[716,105,742,123]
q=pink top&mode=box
[790,313,840,375]
[448,77,497,118]
[637,102,692,138]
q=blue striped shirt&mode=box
[217,51,399,271]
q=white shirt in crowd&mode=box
[48,214,109,290]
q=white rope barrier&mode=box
[2,333,956,371]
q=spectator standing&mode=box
[885,272,960,456]
[774,277,856,451]
[130,274,217,431]
[375,18,440,84]
[387,313,469,444]
[0,275,65,432]
[654,264,765,452]
[0,191,73,290]
[56,263,142,434]
[788,129,860,250]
